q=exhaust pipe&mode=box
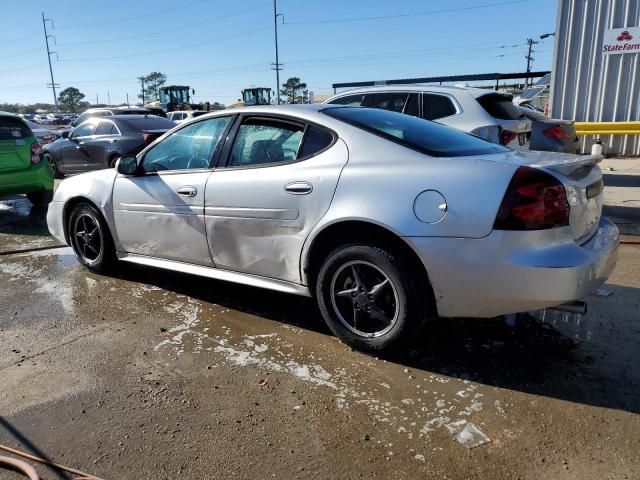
[548,301,587,315]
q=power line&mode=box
[55,3,271,46]
[0,31,41,46]
[0,63,47,75]
[0,48,41,60]
[53,0,209,29]
[284,0,528,25]
[58,26,271,62]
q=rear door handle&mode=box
[177,186,197,197]
[284,181,313,195]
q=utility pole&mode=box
[126,93,130,106]
[107,91,111,105]
[525,38,539,86]
[138,76,146,105]
[96,93,99,105]
[41,12,59,111]
[271,0,284,104]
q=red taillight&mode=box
[30,143,42,164]
[41,135,55,144]
[543,124,570,141]
[494,166,570,230]
[143,133,155,146]
[500,130,517,145]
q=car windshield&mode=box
[323,107,507,157]
[119,117,176,132]
[0,117,32,140]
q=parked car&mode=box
[516,105,580,153]
[324,86,532,150]
[167,110,209,123]
[71,107,154,128]
[46,105,618,352]
[43,115,176,178]
[0,111,53,206]
[23,119,58,144]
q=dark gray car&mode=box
[517,106,581,154]
[43,115,175,178]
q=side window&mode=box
[228,118,304,167]
[71,122,95,138]
[403,93,420,117]
[363,92,409,113]
[95,121,117,136]
[142,116,232,172]
[328,94,365,106]
[298,126,334,158]
[422,94,457,120]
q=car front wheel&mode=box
[68,202,116,272]
[316,244,431,353]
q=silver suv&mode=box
[324,85,532,150]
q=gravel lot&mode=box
[1,194,639,480]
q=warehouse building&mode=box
[551,0,640,155]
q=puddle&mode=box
[152,297,498,453]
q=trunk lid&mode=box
[0,116,34,172]
[491,150,603,243]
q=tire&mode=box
[45,153,64,179]
[316,244,432,353]
[68,202,117,273]
[108,155,120,169]
[26,190,53,206]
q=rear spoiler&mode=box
[530,154,603,176]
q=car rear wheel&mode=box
[108,155,120,169]
[27,190,53,206]
[316,244,430,353]
[68,202,116,273]
[45,153,64,179]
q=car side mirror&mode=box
[61,131,70,139]
[117,155,139,176]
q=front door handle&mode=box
[284,181,313,195]
[177,186,197,197]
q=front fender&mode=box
[50,169,118,242]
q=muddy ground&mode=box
[0,194,639,480]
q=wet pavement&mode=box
[1,194,639,479]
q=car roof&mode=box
[0,111,21,118]
[188,104,350,126]
[328,85,501,99]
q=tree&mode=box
[280,77,307,104]
[138,72,167,103]
[58,87,86,112]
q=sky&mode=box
[0,0,558,106]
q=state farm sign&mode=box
[603,26,640,55]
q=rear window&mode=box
[323,107,507,157]
[0,117,31,140]
[120,117,176,132]
[477,94,522,120]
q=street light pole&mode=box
[42,12,59,110]
[272,0,284,104]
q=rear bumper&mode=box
[0,161,54,197]
[405,217,619,318]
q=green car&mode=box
[0,111,54,206]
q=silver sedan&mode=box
[47,105,619,352]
